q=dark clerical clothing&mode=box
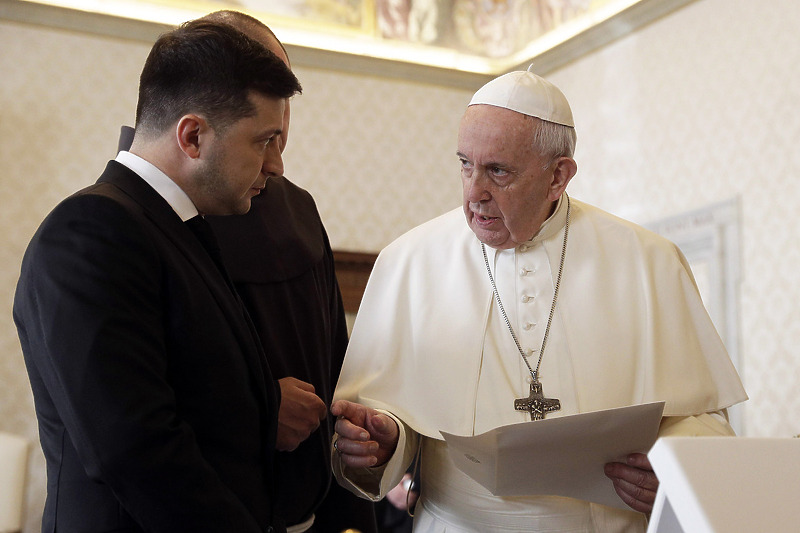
[209,176,377,533]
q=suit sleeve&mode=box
[17,195,265,532]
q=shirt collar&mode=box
[115,151,199,221]
[524,192,568,247]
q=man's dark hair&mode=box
[200,10,290,66]
[135,20,301,136]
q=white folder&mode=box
[647,436,800,533]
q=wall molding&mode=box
[1,0,697,89]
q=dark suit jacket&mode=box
[14,161,285,533]
[209,178,377,533]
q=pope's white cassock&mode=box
[333,190,746,531]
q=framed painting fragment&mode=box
[2,0,696,75]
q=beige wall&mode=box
[546,0,800,443]
[2,0,799,529]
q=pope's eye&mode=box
[490,167,508,177]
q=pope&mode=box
[329,68,747,532]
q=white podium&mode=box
[647,437,800,533]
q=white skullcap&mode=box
[469,66,574,127]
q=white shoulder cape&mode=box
[334,196,747,439]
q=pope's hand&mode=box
[604,453,659,514]
[276,377,328,452]
[331,399,399,468]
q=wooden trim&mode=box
[333,250,377,313]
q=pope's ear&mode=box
[548,157,577,201]
[175,114,207,159]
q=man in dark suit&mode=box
[119,11,378,532]
[14,20,305,532]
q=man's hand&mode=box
[331,399,399,468]
[276,377,327,451]
[604,453,659,514]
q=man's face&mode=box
[193,91,286,215]
[459,104,560,250]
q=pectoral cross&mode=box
[515,381,561,420]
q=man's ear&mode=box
[175,114,208,159]
[548,157,578,201]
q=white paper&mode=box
[441,402,665,510]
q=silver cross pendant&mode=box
[514,381,561,420]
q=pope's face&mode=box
[193,91,286,216]
[459,104,560,250]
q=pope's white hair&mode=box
[532,117,577,165]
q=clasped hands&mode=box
[330,399,658,514]
[330,400,399,468]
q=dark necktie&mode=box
[185,215,236,292]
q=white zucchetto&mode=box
[469,66,575,127]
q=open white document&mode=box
[441,401,665,510]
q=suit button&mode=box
[265,527,274,533]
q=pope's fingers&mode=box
[335,436,378,456]
[337,453,381,468]
[366,412,399,447]
[330,399,347,417]
[605,460,658,513]
[610,477,657,513]
[625,453,654,474]
[330,399,365,421]
[370,412,394,433]
[334,437,380,467]
[334,415,370,442]
[604,459,658,491]
[612,471,657,499]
